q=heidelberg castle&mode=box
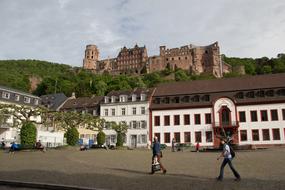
[82,42,231,78]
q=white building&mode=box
[100,88,154,147]
[150,74,285,148]
[0,85,64,146]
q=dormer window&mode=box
[34,99,39,105]
[15,94,20,101]
[120,95,126,102]
[24,97,30,103]
[132,94,137,102]
[140,94,146,101]
[104,97,109,103]
[111,96,116,103]
[2,92,10,99]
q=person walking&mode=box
[171,138,176,152]
[151,136,167,174]
[216,139,241,181]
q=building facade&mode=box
[149,74,285,148]
[100,88,154,147]
[82,42,230,78]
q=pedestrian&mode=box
[196,141,200,152]
[171,138,176,152]
[151,136,167,174]
[216,139,241,181]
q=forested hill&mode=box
[0,55,285,97]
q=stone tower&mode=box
[83,45,99,70]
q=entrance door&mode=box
[131,135,137,148]
[220,106,231,127]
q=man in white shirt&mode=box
[217,139,241,181]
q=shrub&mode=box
[20,122,37,148]
[116,132,124,147]
[65,127,79,146]
[97,131,106,145]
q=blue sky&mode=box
[0,0,284,66]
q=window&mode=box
[132,121,137,129]
[206,131,213,142]
[34,99,39,105]
[240,130,247,141]
[141,135,147,144]
[194,114,201,125]
[262,129,270,141]
[239,111,246,122]
[270,109,278,121]
[111,96,116,103]
[24,97,30,103]
[250,111,258,122]
[195,131,202,143]
[104,97,109,103]
[205,113,211,124]
[252,130,259,141]
[272,128,280,140]
[164,115,170,126]
[154,116,160,126]
[121,108,126,116]
[104,109,108,116]
[111,109,115,116]
[174,132,180,142]
[261,110,268,121]
[132,95,137,102]
[184,132,191,143]
[174,115,180,125]
[154,133,160,142]
[132,107,136,115]
[2,92,10,99]
[283,109,285,120]
[141,121,147,129]
[184,114,190,125]
[141,107,145,114]
[120,96,125,102]
[164,133,170,143]
[15,94,20,101]
[140,94,146,101]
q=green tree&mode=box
[175,69,189,81]
[97,131,106,145]
[65,127,79,146]
[111,122,128,147]
[95,80,108,96]
[20,122,37,148]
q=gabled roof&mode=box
[40,93,68,111]
[60,96,104,110]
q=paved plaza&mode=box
[0,147,285,190]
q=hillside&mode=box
[0,55,285,97]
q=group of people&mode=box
[151,136,241,181]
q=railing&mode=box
[213,121,239,128]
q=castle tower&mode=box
[83,44,99,70]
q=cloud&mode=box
[0,0,284,66]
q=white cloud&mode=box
[0,0,284,66]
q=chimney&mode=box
[71,92,76,99]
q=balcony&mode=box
[213,121,239,129]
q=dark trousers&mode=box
[218,158,240,179]
[152,154,166,172]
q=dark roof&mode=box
[154,73,285,97]
[60,96,104,110]
[107,88,155,100]
[0,85,39,98]
[40,93,68,111]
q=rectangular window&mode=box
[270,109,278,121]
[240,130,247,141]
[184,132,191,143]
[239,111,246,122]
[206,131,213,142]
[272,128,280,140]
[194,114,201,125]
[141,107,145,114]
[164,133,170,143]
[132,107,136,115]
[282,109,285,120]
[250,111,258,122]
[184,114,190,125]
[195,131,202,143]
[15,94,20,101]
[34,99,39,105]
[154,133,160,142]
[111,109,115,116]
[104,109,108,116]
[261,110,268,121]
[2,92,10,99]
[164,115,170,126]
[141,135,147,144]
[132,121,137,129]
[252,129,259,141]
[205,113,211,124]
[121,108,126,116]
[24,96,30,103]
[174,132,180,142]
[141,121,147,129]
[262,129,270,141]
[154,116,160,126]
[174,115,180,125]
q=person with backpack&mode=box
[150,136,167,174]
[216,139,241,181]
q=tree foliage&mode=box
[97,131,106,146]
[65,127,79,146]
[20,122,37,147]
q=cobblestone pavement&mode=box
[0,147,285,190]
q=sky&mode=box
[0,0,285,67]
